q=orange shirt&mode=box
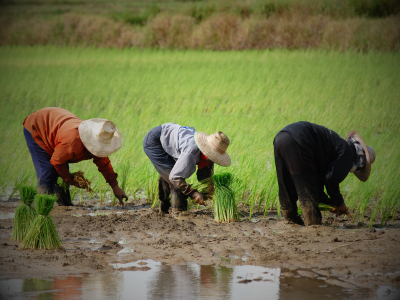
[23,107,118,187]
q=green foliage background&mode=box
[0,46,399,224]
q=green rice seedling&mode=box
[1,47,399,225]
[98,183,110,206]
[0,163,11,197]
[8,172,30,200]
[21,194,62,250]
[212,173,240,223]
[78,188,85,204]
[213,186,240,223]
[190,177,214,200]
[12,186,38,241]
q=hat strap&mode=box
[210,141,226,154]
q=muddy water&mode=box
[0,260,394,300]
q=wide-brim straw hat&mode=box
[79,118,122,157]
[194,131,231,167]
[346,131,376,182]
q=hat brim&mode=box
[78,119,122,157]
[194,132,231,167]
[346,131,371,182]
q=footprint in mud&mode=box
[97,240,122,251]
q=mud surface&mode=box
[1,198,400,293]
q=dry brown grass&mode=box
[0,13,399,51]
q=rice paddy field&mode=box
[0,46,399,226]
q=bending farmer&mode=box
[273,121,375,226]
[143,123,231,213]
[23,107,127,206]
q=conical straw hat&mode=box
[346,131,376,182]
[78,118,122,157]
[194,131,231,167]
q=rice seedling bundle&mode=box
[212,173,240,223]
[12,186,38,241]
[21,194,63,250]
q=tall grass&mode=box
[0,47,399,226]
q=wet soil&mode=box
[1,198,400,292]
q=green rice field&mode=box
[0,46,399,225]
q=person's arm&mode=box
[169,153,198,197]
[92,156,118,188]
[324,148,354,208]
[92,156,127,206]
[50,144,76,185]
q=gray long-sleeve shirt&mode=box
[161,123,213,194]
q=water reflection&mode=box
[147,264,234,299]
[0,261,396,300]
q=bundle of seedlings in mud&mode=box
[57,171,93,192]
[212,173,240,223]
[12,186,38,241]
[21,194,62,250]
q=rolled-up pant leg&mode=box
[143,126,188,211]
[274,132,322,226]
[23,127,73,206]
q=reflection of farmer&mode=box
[23,107,127,206]
[273,121,376,226]
[143,123,231,213]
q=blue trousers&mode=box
[143,125,188,212]
[143,125,176,183]
[23,127,73,206]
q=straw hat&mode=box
[346,131,376,182]
[78,118,122,157]
[194,131,231,167]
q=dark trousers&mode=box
[23,127,73,206]
[143,126,187,212]
[274,132,322,225]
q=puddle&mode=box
[0,213,15,219]
[0,262,397,300]
[118,238,129,245]
[117,247,134,254]
[86,212,112,217]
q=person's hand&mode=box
[192,191,206,206]
[112,185,128,206]
[331,202,350,217]
[68,179,83,189]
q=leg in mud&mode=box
[54,163,74,206]
[274,132,303,225]
[158,176,171,214]
[171,188,188,212]
[295,181,322,226]
[291,154,322,226]
[54,182,74,206]
[143,126,177,213]
[24,127,73,206]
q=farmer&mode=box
[273,121,376,226]
[23,107,127,206]
[143,123,231,213]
